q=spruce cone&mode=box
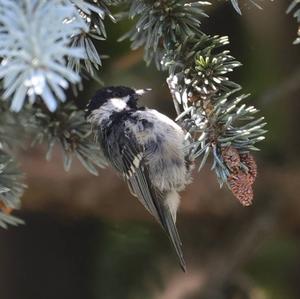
[221,147,258,206]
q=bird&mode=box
[86,86,192,271]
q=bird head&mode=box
[86,86,151,116]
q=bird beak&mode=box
[135,88,152,96]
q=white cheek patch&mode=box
[110,97,128,110]
[88,96,130,127]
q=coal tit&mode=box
[86,86,192,271]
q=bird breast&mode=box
[130,109,188,192]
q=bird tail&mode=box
[161,203,186,272]
[153,189,186,272]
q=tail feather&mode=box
[152,189,186,271]
[161,204,186,271]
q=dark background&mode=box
[1,2,300,299]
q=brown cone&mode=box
[221,147,257,206]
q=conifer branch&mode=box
[0,0,88,112]
[26,103,107,175]
[0,0,112,227]
[120,0,266,205]
[67,0,117,75]
[119,1,210,68]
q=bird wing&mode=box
[101,125,186,271]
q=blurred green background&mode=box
[1,1,300,299]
